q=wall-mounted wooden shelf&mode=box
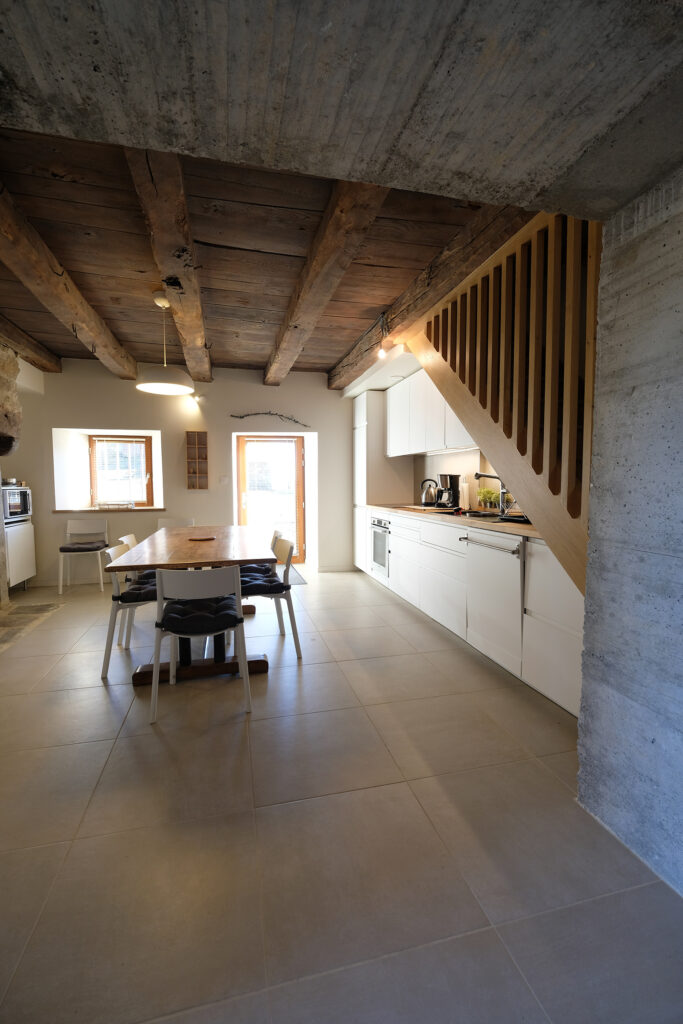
[186,431,208,489]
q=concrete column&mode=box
[579,167,683,893]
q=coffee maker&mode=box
[436,474,460,509]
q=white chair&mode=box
[118,533,138,549]
[100,544,158,678]
[58,518,108,595]
[239,537,302,659]
[150,565,250,724]
[156,517,195,529]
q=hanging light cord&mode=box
[162,307,167,367]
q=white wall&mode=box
[3,360,353,584]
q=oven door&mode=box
[370,524,390,578]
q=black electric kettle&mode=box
[420,478,438,506]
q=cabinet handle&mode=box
[460,536,521,558]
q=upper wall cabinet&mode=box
[386,369,474,456]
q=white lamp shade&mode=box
[135,364,195,396]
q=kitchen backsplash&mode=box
[413,449,502,509]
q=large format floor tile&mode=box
[0,740,112,851]
[0,686,133,752]
[425,646,522,693]
[250,707,402,805]
[340,651,476,704]
[0,844,67,998]
[257,784,487,984]
[249,661,359,719]
[267,929,548,1024]
[499,883,683,1024]
[411,759,653,923]
[0,653,63,696]
[320,625,416,661]
[539,749,579,794]
[120,678,249,737]
[142,990,270,1023]
[33,646,154,691]
[78,723,252,836]
[471,684,578,755]
[0,816,265,1024]
[2,627,86,658]
[256,631,335,667]
[367,693,530,779]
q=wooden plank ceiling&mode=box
[0,127,496,382]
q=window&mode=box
[88,435,153,507]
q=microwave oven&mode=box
[2,486,32,523]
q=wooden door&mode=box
[236,435,306,563]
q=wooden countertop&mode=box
[372,505,542,540]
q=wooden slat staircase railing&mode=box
[403,212,601,593]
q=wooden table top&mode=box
[105,525,277,573]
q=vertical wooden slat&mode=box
[581,220,602,524]
[487,264,501,422]
[512,243,529,454]
[433,313,440,353]
[500,254,514,438]
[440,306,449,363]
[426,320,432,345]
[543,215,563,494]
[467,284,478,393]
[527,229,545,472]
[477,275,489,407]
[449,300,458,373]
[457,292,468,382]
[561,217,582,516]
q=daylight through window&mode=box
[88,435,153,507]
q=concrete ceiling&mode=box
[1,1,682,220]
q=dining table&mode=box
[105,524,276,686]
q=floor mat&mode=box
[0,602,61,653]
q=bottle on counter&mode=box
[460,476,470,510]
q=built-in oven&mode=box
[370,516,390,579]
[2,485,32,523]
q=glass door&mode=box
[236,435,305,563]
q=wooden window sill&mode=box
[52,507,167,513]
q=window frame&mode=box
[88,434,154,508]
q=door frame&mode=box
[235,434,306,563]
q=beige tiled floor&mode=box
[0,573,681,1024]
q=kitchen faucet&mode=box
[474,471,508,513]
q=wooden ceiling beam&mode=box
[0,180,137,379]
[264,181,390,385]
[328,205,536,390]
[0,311,61,372]
[125,148,212,383]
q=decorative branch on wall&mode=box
[230,412,311,428]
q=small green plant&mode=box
[477,487,499,508]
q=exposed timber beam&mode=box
[0,180,137,379]
[0,312,61,373]
[328,205,535,390]
[125,148,212,383]
[264,181,390,385]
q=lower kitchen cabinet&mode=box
[417,520,468,638]
[353,506,368,572]
[386,516,421,602]
[521,539,584,715]
[465,530,524,676]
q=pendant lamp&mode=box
[135,294,195,396]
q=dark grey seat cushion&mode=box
[240,572,290,596]
[125,569,156,584]
[117,582,157,604]
[60,540,107,552]
[159,594,243,635]
[240,562,275,576]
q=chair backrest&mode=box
[104,542,129,596]
[66,518,108,541]
[118,533,138,549]
[156,565,242,621]
[271,530,281,551]
[157,517,195,529]
[272,537,294,583]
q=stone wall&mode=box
[579,168,683,893]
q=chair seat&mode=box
[59,540,107,552]
[240,572,290,596]
[159,595,243,635]
[240,562,275,576]
[125,569,156,584]
[117,582,157,604]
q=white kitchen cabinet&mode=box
[386,369,477,456]
[354,392,412,504]
[466,531,524,674]
[353,505,368,571]
[444,400,475,449]
[418,520,468,638]
[521,538,584,714]
[387,516,421,602]
[385,378,411,457]
[5,521,36,587]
